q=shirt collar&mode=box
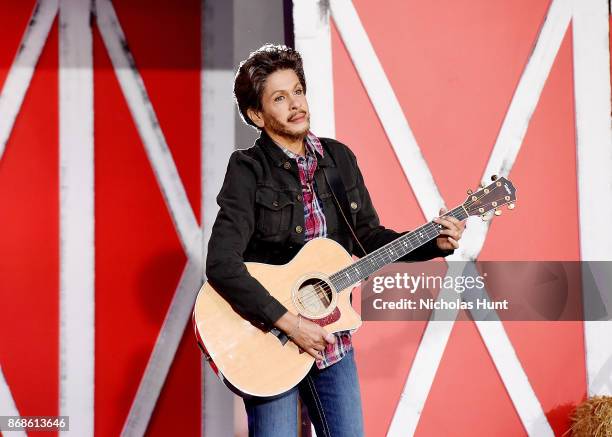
[257,129,334,168]
[274,131,325,160]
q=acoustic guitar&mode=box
[193,176,516,397]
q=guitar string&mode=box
[276,192,499,310]
[325,185,510,290]
[276,224,443,311]
[265,188,508,310]
[282,205,470,309]
[289,215,454,309]
[288,201,476,308]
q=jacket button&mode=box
[295,225,303,233]
[350,201,358,210]
[296,194,302,201]
[272,201,279,207]
[283,162,291,170]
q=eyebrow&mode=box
[270,81,302,96]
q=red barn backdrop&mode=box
[1,0,611,436]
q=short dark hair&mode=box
[233,44,307,128]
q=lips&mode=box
[289,112,306,122]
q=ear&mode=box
[247,108,265,129]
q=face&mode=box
[248,69,310,142]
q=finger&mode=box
[434,217,455,228]
[440,228,462,239]
[435,220,459,233]
[439,207,448,215]
[310,349,323,360]
[324,332,336,344]
[444,216,462,225]
[433,216,455,226]
[308,349,321,359]
[314,342,326,352]
[448,237,459,249]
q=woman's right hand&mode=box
[274,311,336,359]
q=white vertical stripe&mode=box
[59,0,94,436]
[572,0,612,397]
[201,0,236,433]
[328,1,563,435]
[200,67,236,437]
[293,0,335,138]
[329,0,444,220]
[0,0,58,161]
[95,0,201,261]
[0,365,26,437]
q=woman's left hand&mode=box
[433,207,465,251]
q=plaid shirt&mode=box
[278,131,353,369]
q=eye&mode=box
[274,95,285,102]
[295,88,303,95]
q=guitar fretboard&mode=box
[329,206,467,291]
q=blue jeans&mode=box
[243,349,364,436]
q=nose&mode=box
[289,94,301,110]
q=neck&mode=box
[266,129,306,156]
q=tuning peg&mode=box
[491,175,498,181]
[467,189,473,195]
[508,203,515,210]
[481,212,492,221]
[479,182,485,189]
[494,209,502,216]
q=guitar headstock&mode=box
[463,175,517,221]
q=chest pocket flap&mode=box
[255,187,294,235]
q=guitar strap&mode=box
[322,166,369,258]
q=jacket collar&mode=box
[257,130,336,168]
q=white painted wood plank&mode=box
[294,0,335,138]
[329,0,444,220]
[59,1,94,436]
[572,0,612,397]
[96,0,201,261]
[201,67,236,437]
[0,0,58,161]
[201,0,236,434]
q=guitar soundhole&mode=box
[295,277,334,317]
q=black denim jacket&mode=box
[205,131,453,330]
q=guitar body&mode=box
[193,237,362,398]
[194,175,517,398]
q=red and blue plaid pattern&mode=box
[279,131,353,369]
[281,132,327,241]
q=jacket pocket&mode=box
[255,187,294,236]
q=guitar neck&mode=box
[328,205,468,291]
